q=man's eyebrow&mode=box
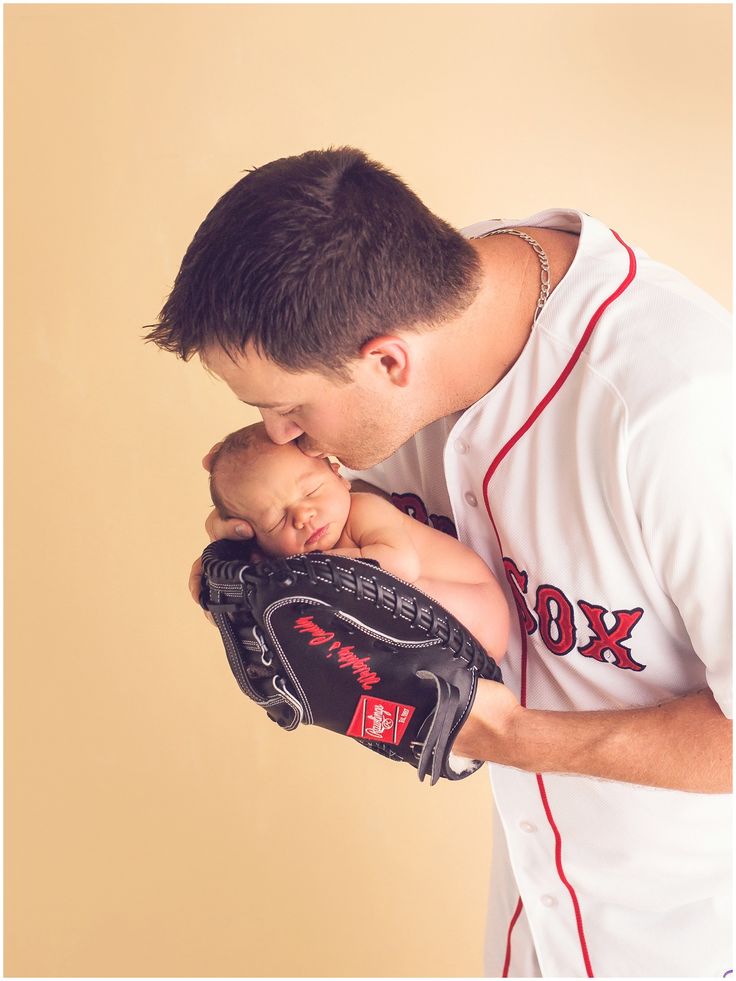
[238,398,289,410]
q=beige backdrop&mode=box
[5,4,731,978]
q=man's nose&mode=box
[260,410,304,445]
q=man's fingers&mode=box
[189,556,204,604]
[198,433,254,626]
[202,441,225,472]
[205,509,255,543]
[190,556,216,626]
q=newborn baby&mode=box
[209,424,509,662]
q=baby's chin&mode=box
[302,524,344,553]
[256,526,342,558]
[256,539,336,559]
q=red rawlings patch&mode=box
[346,696,415,744]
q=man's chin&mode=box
[335,450,393,471]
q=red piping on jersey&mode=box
[502,896,524,977]
[483,229,637,980]
[537,773,595,977]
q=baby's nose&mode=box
[293,505,317,528]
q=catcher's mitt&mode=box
[200,539,503,785]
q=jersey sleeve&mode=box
[626,371,732,717]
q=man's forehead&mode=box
[202,344,324,404]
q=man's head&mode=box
[147,147,483,467]
[209,423,352,556]
[146,147,481,377]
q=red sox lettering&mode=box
[293,615,382,690]
[504,557,646,672]
[367,489,647,672]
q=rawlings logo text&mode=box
[347,695,415,744]
[365,703,395,737]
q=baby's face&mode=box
[220,443,352,557]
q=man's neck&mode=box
[423,227,578,415]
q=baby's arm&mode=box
[415,576,509,663]
[331,493,510,661]
[329,493,422,583]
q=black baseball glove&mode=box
[200,539,503,785]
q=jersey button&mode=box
[540,894,557,908]
[519,821,537,834]
[454,438,469,454]
[464,491,478,507]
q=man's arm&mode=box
[453,682,732,793]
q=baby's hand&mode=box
[192,439,256,620]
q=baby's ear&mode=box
[330,460,352,489]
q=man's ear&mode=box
[358,335,411,387]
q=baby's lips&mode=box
[305,524,328,547]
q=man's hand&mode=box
[204,507,254,546]
[190,440,257,617]
[452,681,732,794]
[201,439,255,540]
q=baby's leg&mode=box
[415,577,510,663]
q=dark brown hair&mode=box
[145,147,481,375]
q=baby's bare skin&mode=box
[332,492,509,661]
[210,425,509,661]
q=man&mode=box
[147,147,732,977]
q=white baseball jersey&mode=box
[342,210,732,978]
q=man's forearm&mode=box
[455,685,732,793]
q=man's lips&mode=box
[305,525,329,547]
[296,437,327,459]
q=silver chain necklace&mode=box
[475,227,551,324]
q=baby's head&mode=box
[209,423,352,557]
